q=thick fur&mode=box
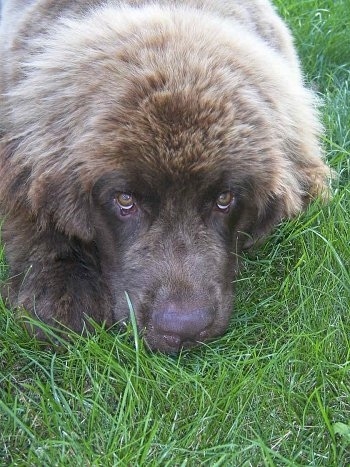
[0,0,330,352]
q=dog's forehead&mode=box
[100,161,231,196]
[89,86,269,198]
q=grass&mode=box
[1,0,349,465]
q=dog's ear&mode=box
[28,171,95,242]
[241,157,333,250]
[0,137,94,242]
[0,137,32,214]
[240,195,288,250]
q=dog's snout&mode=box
[153,303,214,343]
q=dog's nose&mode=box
[153,303,214,343]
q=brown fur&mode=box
[0,0,331,352]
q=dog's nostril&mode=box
[153,304,213,340]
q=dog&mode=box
[0,0,330,353]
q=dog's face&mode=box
[92,170,238,353]
[86,90,286,353]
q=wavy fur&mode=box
[0,0,331,352]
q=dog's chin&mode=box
[143,327,219,354]
[145,334,202,354]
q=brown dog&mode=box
[0,0,330,352]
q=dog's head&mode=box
[1,6,327,352]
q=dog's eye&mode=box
[115,192,137,215]
[116,193,134,208]
[216,191,234,212]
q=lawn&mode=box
[1,0,349,465]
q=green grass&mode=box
[1,0,349,465]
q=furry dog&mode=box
[0,0,330,353]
